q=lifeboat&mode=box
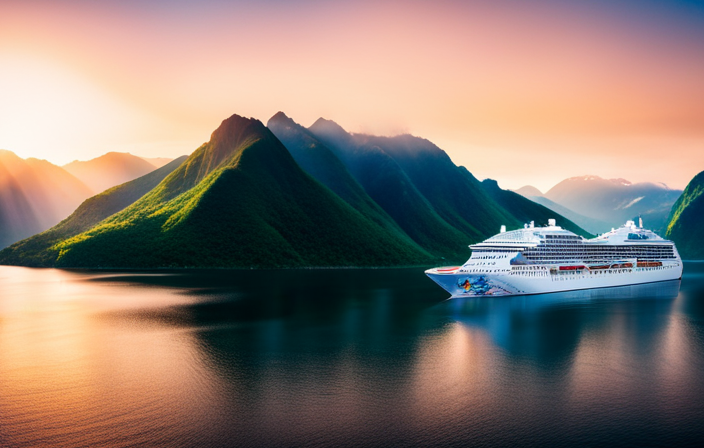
[590,264,610,270]
[559,265,585,271]
[637,261,662,268]
[610,262,634,269]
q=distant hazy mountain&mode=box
[514,186,613,234]
[139,156,174,168]
[0,156,187,266]
[544,176,681,232]
[514,185,544,197]
[664,171,704,259]
[64,152,158,193]
[0,150,93,248]
[481,179,590,237]
[1,115,433,268]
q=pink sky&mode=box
[1,0,703,191]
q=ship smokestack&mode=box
[500,225,506,233]
[548,219,556,227]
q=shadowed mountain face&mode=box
[306,118,593,254]
[665,171,704,259]
[64,152,158,194]
[267,112,429,254]
[544,176,682,232]
[0,150,93,249]
[1,115,433,268]
[308,119,483,258]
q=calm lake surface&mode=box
[1,263,704,447]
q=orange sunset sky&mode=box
[1,0,703,191]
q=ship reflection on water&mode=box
[0,266,703,447]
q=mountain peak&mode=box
[269,111,291,122]
[211,114,266,141]
[309,117,348,135]
[514,185,543,197]
[267,111,296,129]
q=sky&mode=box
[1,0,703,191]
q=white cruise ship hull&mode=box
[426,262,683,298]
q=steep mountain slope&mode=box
[664,171,704,259]
[545,176,681,231]
[64,152,158,193]
[0,156,187,266]
[482,179,593,238]
[2,115,434,268]
[0,150,93,248]
[267,112,427,251]
[307,119,476,258]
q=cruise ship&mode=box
[426,219,682,298]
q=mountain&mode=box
[514,185,544,197]
[267,112,425,251]
[664,171,704,259]
[1,115,434,268]
[139,156,174,168]
[308,118,504,258]
[482,179,592,237]
[514,186,612,234]
[0,150,93,249]
[544,176,682,232]
[0,156,187,266]
[63,152,158,193]
[308,118,590,250]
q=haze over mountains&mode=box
[0,150,93,248]
[63,152,168,194]
[1,112,590,268]
[515,176,682,234]
[0,150,174,249]
[4,111,700,267]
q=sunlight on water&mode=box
[0,265,703,447]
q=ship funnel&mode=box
[548,219,556,227]
[500,225,506,233]
[529,221,534,228]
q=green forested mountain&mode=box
[0,156,187,266]
[307,118,589,246]
[665,170,704,259]
[1,112,593,268]
[0,115,433,268]
[307,118,475,259]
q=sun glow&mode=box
[1,0,703,188]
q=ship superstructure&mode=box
[426,219,682,297]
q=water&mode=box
[1,264,703,447]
